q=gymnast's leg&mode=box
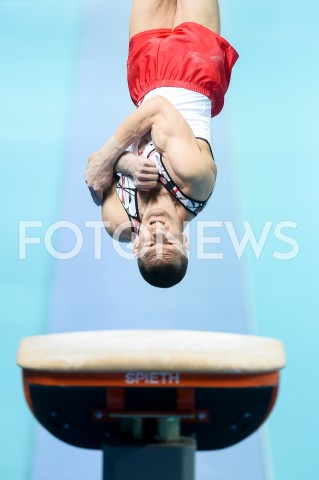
[129,0,177,39]
[173,0,220,33]
[129,1,220,40]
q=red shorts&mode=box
[127,22,239,117]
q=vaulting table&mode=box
[17,330,286,480]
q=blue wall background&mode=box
[1,1,318,479]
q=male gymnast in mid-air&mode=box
[85,0,238,288]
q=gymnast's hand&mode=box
[85,151,115,206]
[115,152,159,191]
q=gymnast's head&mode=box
[133,210,189,288]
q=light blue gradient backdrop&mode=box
[228,2,319,478]
[0,1,318,479]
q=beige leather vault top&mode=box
[17,330,286,374]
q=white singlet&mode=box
[141,87,213,151]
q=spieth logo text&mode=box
[125,371,180,385]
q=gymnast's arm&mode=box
[98,151,159,242]
[149,97,217,200]
[114,152,159,191]
[100,181,133,243]
[85,96,165,205]
[85,95,215,204]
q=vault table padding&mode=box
[17,330,285,374]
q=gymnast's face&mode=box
[133,209,189,262]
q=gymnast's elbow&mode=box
[143,95,173,118]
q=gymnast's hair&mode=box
[137,252,188,288]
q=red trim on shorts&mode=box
[129,22,234,47]
[129,27,171,44]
